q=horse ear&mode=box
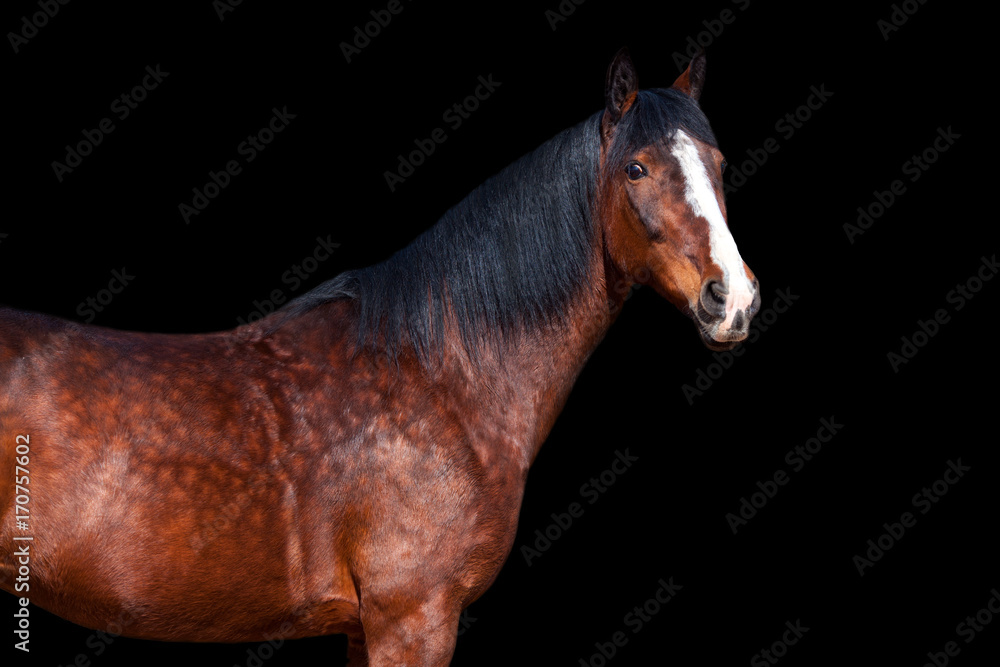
[605,47,638,123]
[672,51,706,101]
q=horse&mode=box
[0,48,758,665]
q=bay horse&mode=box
[0,49,758,665]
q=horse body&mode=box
[1,50,758,665]
[1,304,367,641]
[0,251,614,652]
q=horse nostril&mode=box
[731,310,745,331]
[700,280,727,319]
[709,281,727,304]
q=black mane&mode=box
[280,87,715,364]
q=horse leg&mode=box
[359,590,461,667]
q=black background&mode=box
[3,0,994,665]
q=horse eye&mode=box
[626,162,647,181]
[720,159,728,174]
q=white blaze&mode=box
[670,130,755,329]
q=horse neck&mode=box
[426,119,630,473]
[443,226,624,473]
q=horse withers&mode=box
[0,49,757,665]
